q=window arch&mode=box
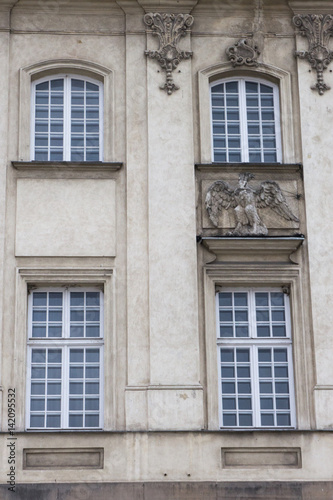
[210,77,281,163]
[31,74,103,162]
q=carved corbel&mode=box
[143,12,194,95]
[293,14,333,95]
[226,38,260,67]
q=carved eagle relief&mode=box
[205,173,299,236]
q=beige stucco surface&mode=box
[0,0,332,489]
[15,179,116,256]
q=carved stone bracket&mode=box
[293,14,333,95]
[144,12,194,95]
[226,38,260,67]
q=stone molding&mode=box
[144,12,194,94]
[226,38,260,67]
[293,14,333,95]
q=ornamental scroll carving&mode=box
[144,12,194,95]
[293,14,333,95]
[226,38,260,67]
[205,173,299,236]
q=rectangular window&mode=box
[27,288,103,429]
[211,78,281,163]
[32,75,103,162]
[217,289,295,428]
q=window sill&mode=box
[195,162,302,174]
[199,235,305,264]
[12,161,123,172]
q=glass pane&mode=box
[33,292,47,306]
[277,414,291,426]
[234,293,247,307]
[69,414,83,427]
[86,309,100,322]
[47,399,61,411]
[274,349,288,362]
[235,326,248,337]
[86,326,100,338]
[235,310,248,322]
[33,310,46,322]
[86,292,100,306]
[70,382,83,395]
[260,398,273,409]
[256,310,269,322]
[85,398,99,411]
[238,382,251,394]
[214,152,227,162]
[221,349,234,363]
[86,349,100,363]
[47,367,61,379]
[276,397,290,409]
[86,367,100,378]
[30,415,45,427]
[69,398,83,410]
[271,293,284,306]
[70,326,84,338]
[85,382,99,395]
[260,84,273,94]
[70,367,84,378]
[71,292,84,306]
[258,349,271,362]
[47,383,61,395]
[85,414,99,427]
[246,82,258,93]
[272,325,286,337]
[236,349,249,362]
[237,366,250,378]
[222,398,236,410]
[71,79,84,90]
[86,82,99,92]
[257,325,270,337]
[261,414,274,426]
[255,293,269,307]
[31,383,45,395]
[220,310,232,322]
[70,349,84,362]
[211,83,224,93]
[259,366,272,377]
[48,326,62,338]
[71,310,84,322]
[238,398,252,410]
[32,326,46,338]
[32,349,46,363]
[260,382,273,394]
[48,350,62,363]
[221,366,235,378]
[31,367,45,379]
[219,293,232,307]
[225,82,238,93]
[222,382,235,394]
[220,326,233,337]
[275,382,289,394]
[31,399,45,411]
[223,414,237,426]
[49,310,62,322]
[239,414,252,426]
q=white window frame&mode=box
[216,287,296,429]
[31,74,104,162]
[210,77,282,163]
[26,287,104,430]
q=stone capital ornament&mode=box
[144,12,194,95]
[293,14,333,95]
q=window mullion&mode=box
[64,76,71,161]
[252,345,260,427]
[239,79,249,162]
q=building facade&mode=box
[0,0,332,498]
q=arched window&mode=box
[210,77,281,163]
[31,75,103,162]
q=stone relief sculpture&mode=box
[143,12,194,95]
[226,38,260,67]
[293,14,333,95]
[205,173,299,236]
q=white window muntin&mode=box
[26,287,104,430]
[210,77,282,163]
[216,288,295,429]
[31,74,104,162]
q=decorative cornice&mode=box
[293,14,333,95]
[226,38,260,67]
[144,12,194,95]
